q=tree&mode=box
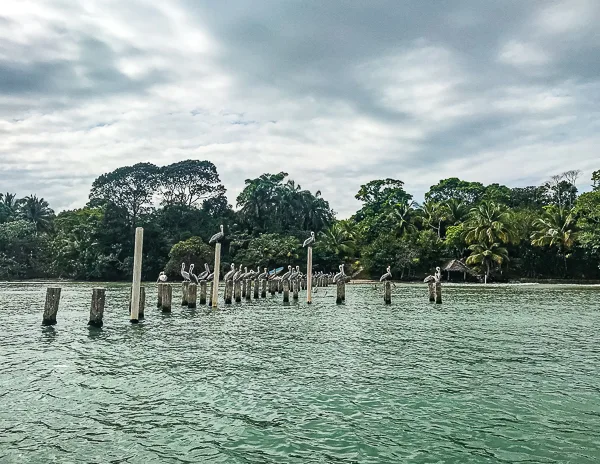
[0,220,49,279]
[442,198,469,225]
[165,237,213,277]
[466,241,509,282]
[232,233,301,269]
[592,170,600,191]
[0,193,21,223]
[159,160,226,207]
[508,186,549,209]
[531,206,577,276]
[389,202,417,236]
[575,191,600,271]
[89,163,160,227]
[482,183,511,205]
[19,195,54,233]
[425,178,485,204]
[355,179,412,219]
[465,201,515,245]
[417,201,445,238]
[318,221,357,262]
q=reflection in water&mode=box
[1,281,600,463]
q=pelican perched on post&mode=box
[181,263,190,281]
[156,271,167,283]
[209,224,225,245]
[333,264,345,283]
[303,231,315,248]
[189,264,199,283]
[434,266,442,282]
[233,263,244,282]
[198,263,210,281]
[224,263,236,281]
[380,266,392,282]
[281,265,292,281]
[258,267,269,280]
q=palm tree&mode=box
[19,195,54,233]
[417,201,445,238]
[531,206,577,275]
[389,202,417,236]
[466,241,509,283]
[0,192,21,222]
[320,221,356,260]
[465,201,514,245]
[442,198,469,225]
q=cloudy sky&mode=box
[1,1,599,217]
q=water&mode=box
[1,282,600,463]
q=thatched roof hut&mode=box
[442,259,476,281]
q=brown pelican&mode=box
[209,225,225,244]
[258,268,269,280]
[181,263,190,281]
[233,263,244,282]
[281,265,292,281]
[198,263,210,281]
[333,264,345,283]
[380,266,392,282]
[189,264,199,283]
[156,271,167,283]
[303,231,315,248]
[224,263,236,281]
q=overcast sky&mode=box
[1,1,599,217]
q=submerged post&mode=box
[181,282,189,306]
[435,281,442,304]
[336,281,345,305]
[88,288,106,327]
[283,280,290,303]
[225,280,233,304]
[187,283,197,309]
[130,227,144,323]
[307,246,313,304]
[200,281,207,305]
[162,284,172,312]
[157,283,163,308]
[384,281,392,304]
[42,287,61,326]
[428,282,435,302]
[211,242,221,308]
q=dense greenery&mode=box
[1,164,600,281]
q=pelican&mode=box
[380,266,392,282]
[189,264,198,283]
[303,231,315,248]
[198,263,210,281]
[281,265,292,281]
[333,264,345,283]
[224,263,236,281]
[181,263,190,281]
[156,271,167,283]
[258,267,269,280]
[209,224,225,245]
[233,263,244,282]
[434,266,442,282]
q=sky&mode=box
[1,1,599,217]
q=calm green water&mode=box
[1,282,600,463]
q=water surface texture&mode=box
[1,282,600,463]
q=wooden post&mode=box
[234,280,242,303]
[88,288,105,327]
[384,281,392,304]
[224,280,233,304]
[292,279,299,300]
[261,280,267,298]
[211,243,221,308]
[245,280,251,300]
[130,227,144,323]
[242,279,247,298]
[187,283,197,309]
[278,280,283,294]
[435,281,442,304]
[336,281,345,304]
[181,282,189,306]
[157,283,163,308]
[162,284,172,312]
[139,286,145,319]
[307,246,313,304]
[42,287,61,326]
[253,279,259,299]
[200,281,207,305]
[269,280,276,296]
[209,282,214,306]
[283,280,290,303]
[428,282,435,302]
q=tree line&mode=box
[1,161,599,281]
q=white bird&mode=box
[333,264,345,283]
[224,263,236,281]
[198,263,210,281]
[156,271,167,283]
[181,263,190,281]
[281,265,292,281]
[380,266,392,282]
[189,264,198,283]
[233,263,244,282]
[258,268,269,280]
[434,266,442,282]
[209,224,225,245]
[303,231,315,248]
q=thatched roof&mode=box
[443,259,475,274]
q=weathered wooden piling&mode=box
[245,280,251,300]
[253,279,259,299]
[130,227,144,323]
[200,281,207,305]
[234,280,242,302]
[224,280,233,304]
[157,283,163,308]
[42,287,61,326]
[307,246,313,304]
[384,281,392,304]
[336,281,345,304]
[88,288,106,327]
[278,280,283,294]
[261,279,267,298]
[269,280,276,296]
[242,280,247,298]
[292,279,299,300]
[211,242,221,308]
[283,280,290,303]
[181,282,189,306]
[209,281,214,306]
[435,281,442,304]
[139,286,145,319]
[162,284,172,312]
[187,283,197,309]
[428,282,435,302]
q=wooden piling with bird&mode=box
[384,281,392,304]
[292,279,299,300]
[88,288,106,327]
[181,282,189,306]
[234,280,242,302]
[428,282,435,302]
[245,280,251,300]
[187,283,197,309]
[254,279,259,299]
[42,287,61,326]
[306,246,313,304]
[336,281,345,304]
[261,280,267,298]
[225,280,233,304]
[211,243,221,308]
[157,283,163,308]
[283,280,290,303]
[162,284,172,312]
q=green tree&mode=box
[165,237,213,277]
[417,201,445,238]
[465,201,514,245]
[318,221,357,262]
[159,160,226,207]
[531,206,577,276]
[425,178,485,204]
[466,241,509,282]
[232,233,301,269]
[441,198,469,225]
[19,195,54,233]
[0,193,21,223]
